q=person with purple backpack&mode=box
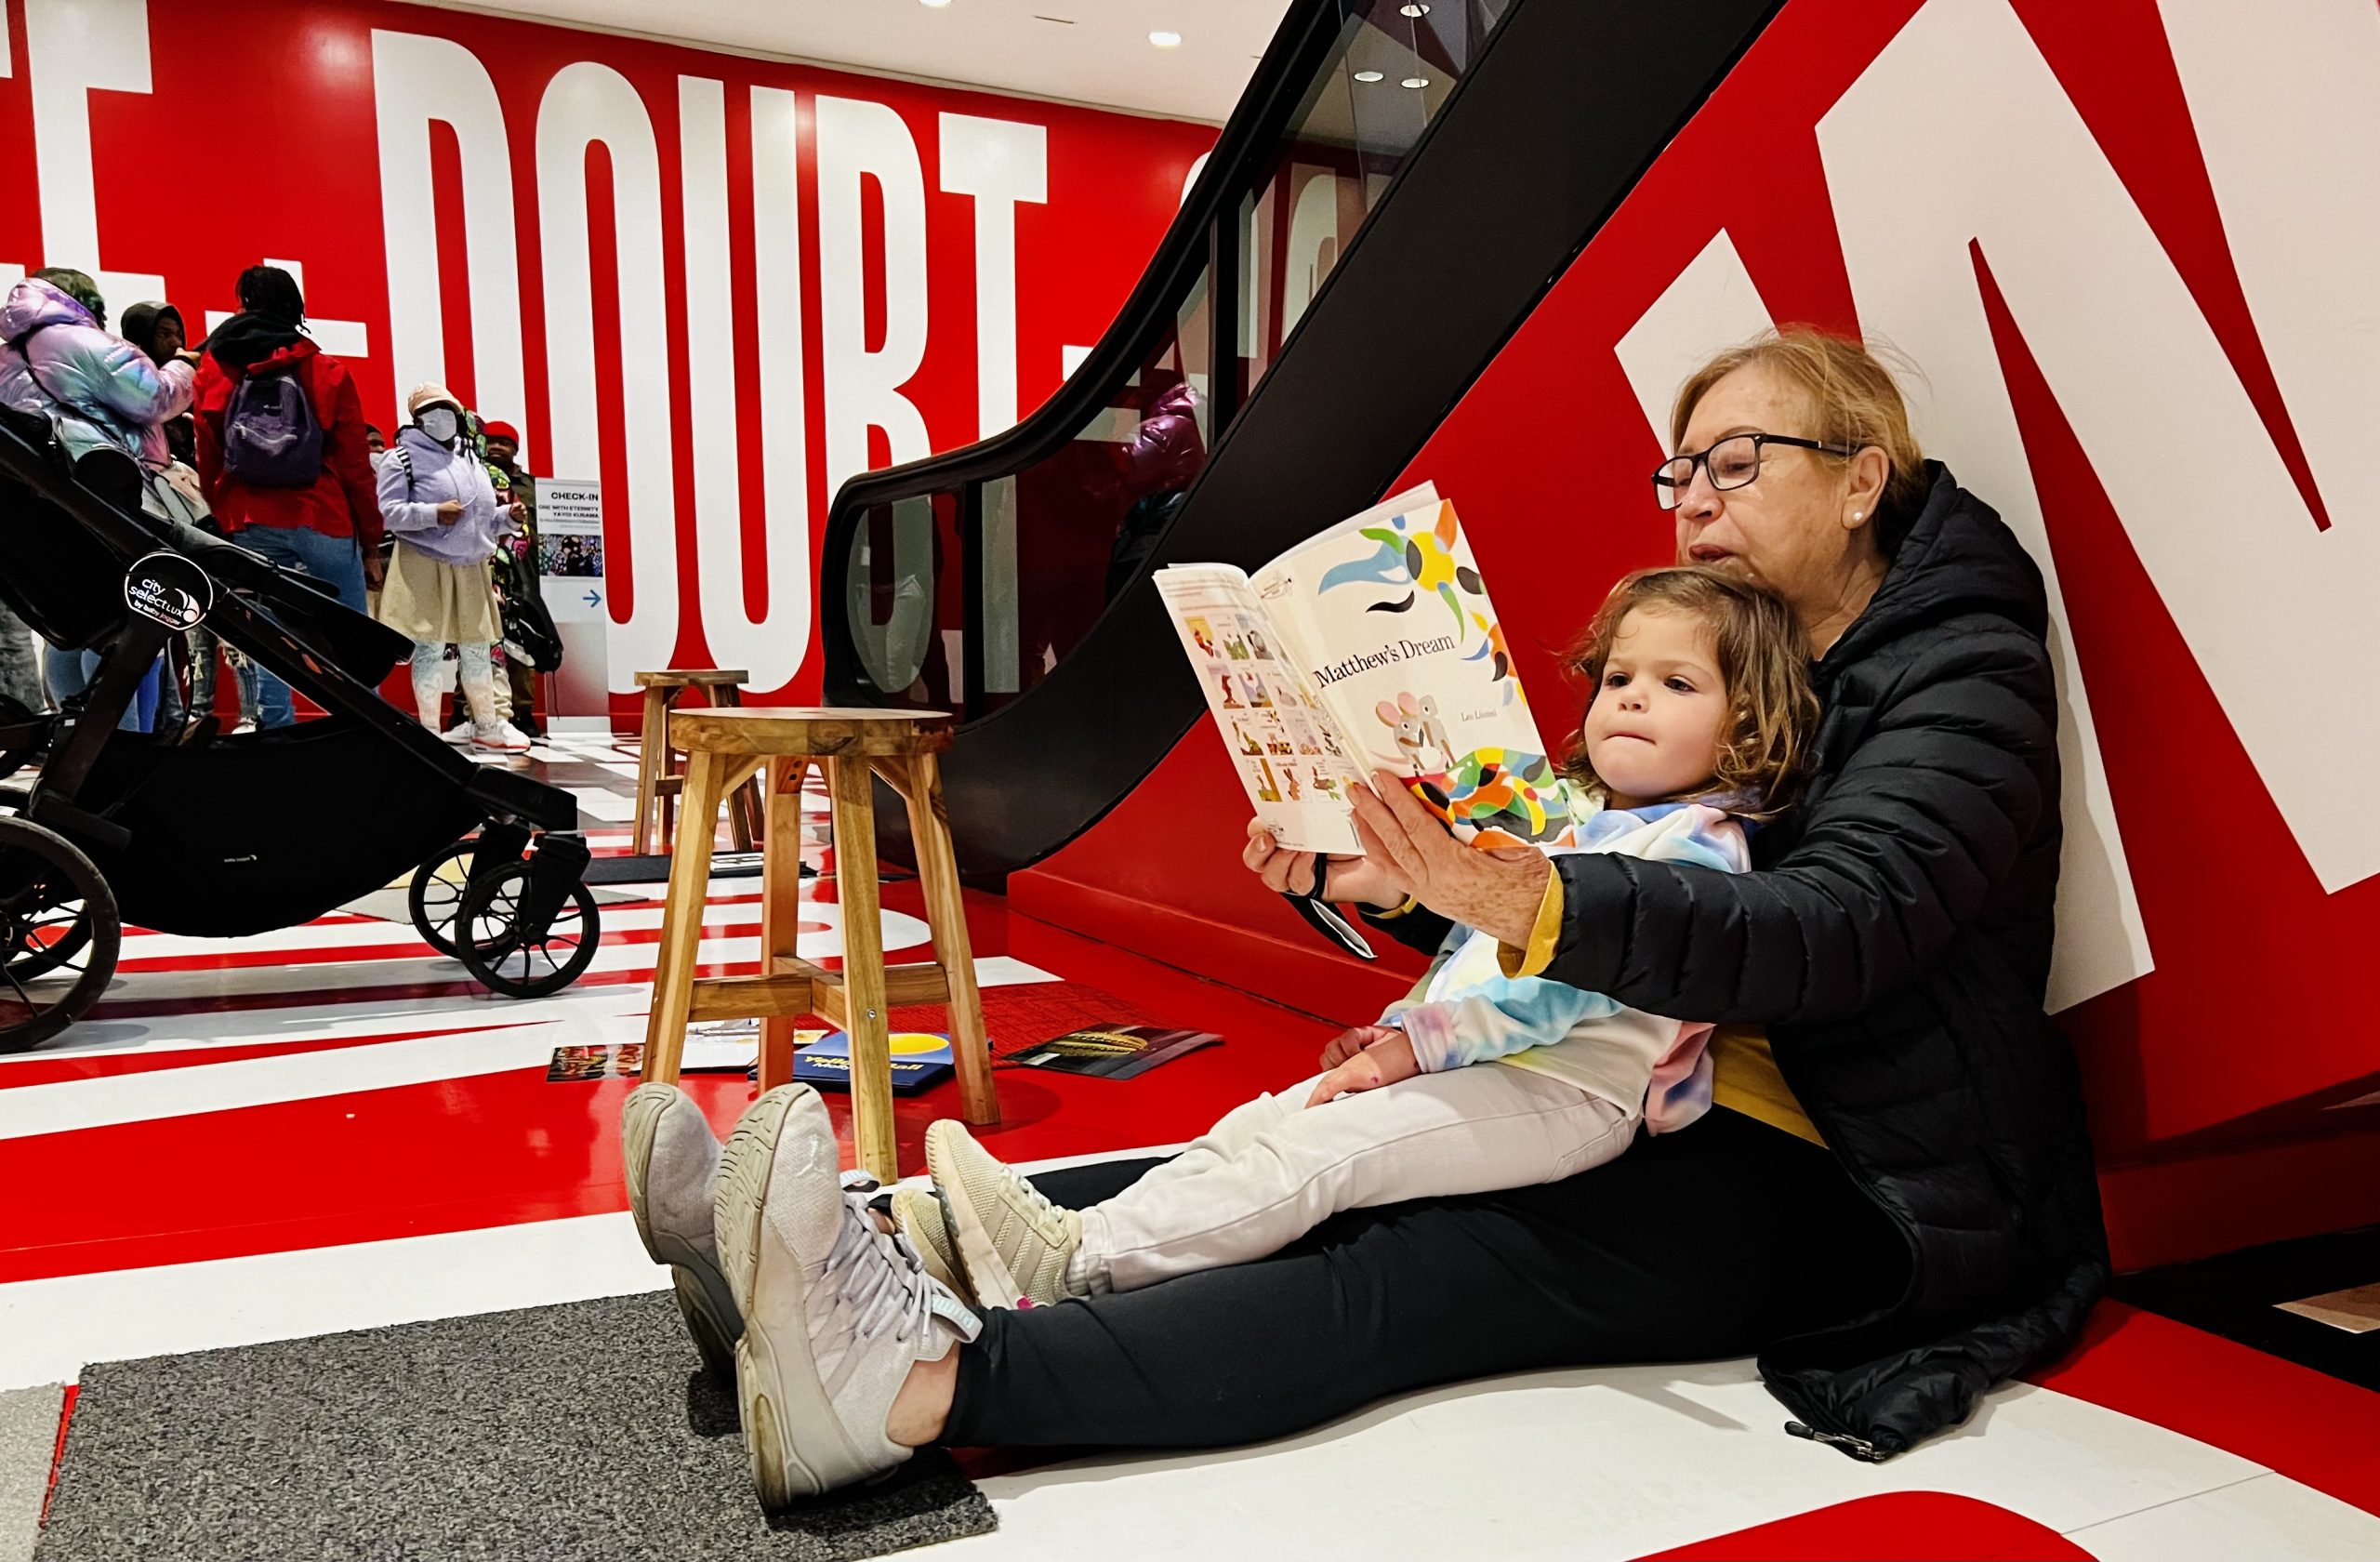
[193,264,382,728]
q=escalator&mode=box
[821,0,1781,878]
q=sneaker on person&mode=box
[443,720,474,745]
[620,1083,743,1384]
[471,721,534,752]
[925,1119,1082,1309]
[230,718,257,735]
[714,1085,980,1509]
[889,1185,973,1307]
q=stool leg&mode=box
[641,751,725,1084]
[632,687,668,856]
[827,755,898,1184]
[758,757,804,1092]
[903,751,1000,1127]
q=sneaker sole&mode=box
[890,1185,974,1308]
[620,1086,742,1386]
[924,1119,1034,1310]
[714,1084,870,1509]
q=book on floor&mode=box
[791,1030,954,1093]
[544,1037,755,1081]
[1010,1024,1223,1080]
[1155,482,1583,856]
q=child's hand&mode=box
[1305,1030,1419,1107]
[1317,1023,1398,1071]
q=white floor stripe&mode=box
[0,1212,664,1393]
[0,957,1062,1126]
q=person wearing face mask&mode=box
[375,384,530,752]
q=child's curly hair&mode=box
[1558,566,1820,818]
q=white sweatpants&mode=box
[1073,1065,1636,1296]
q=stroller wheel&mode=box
[0,815,120,1053]
[407,841,479,959]
[456,861,602,999]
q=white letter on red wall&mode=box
[24,0,164,305]
[748,86,813,687]
[536,61,677,694]
[371,31,526,460]
[938,113,1046,439]
[815,95,931,493]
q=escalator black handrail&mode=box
[819,0,1365,528]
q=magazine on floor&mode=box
[544,1037,755,1081]
[1011,1025,1223,1080]
[791,1030,954,1093]
[1155,483,1582,855]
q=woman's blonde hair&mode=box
[1560,567,1820,816]
[1670,325,1929,516]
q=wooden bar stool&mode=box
[637,708,998,1183]
[630,668,766,856]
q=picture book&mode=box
[791,1030,954,1094]
[1010,1025,1223,1080]
[1155,483,1582,855]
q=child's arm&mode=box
[1384,807,1752,1073]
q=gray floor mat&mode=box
[36,1292,992,1561]
[0,1385,63,1562]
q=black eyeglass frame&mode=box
[1651,432,1860,510]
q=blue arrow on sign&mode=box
[583,589,602,609]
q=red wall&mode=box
[1022,0,2380,1268]
[0,0,1212,707]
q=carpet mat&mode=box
[0,1385,63,1562]
[36,1292,993,1561]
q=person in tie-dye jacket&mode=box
[913,566,1823,1309]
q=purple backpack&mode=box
[222,367,324,486]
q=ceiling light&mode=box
[1149,30,1182,47]
[1401,75,1430,88]
[1353,69,1384,83]
[920,0,953,8]
[1400,3,1431,15]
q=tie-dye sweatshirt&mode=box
[1377,801,1750,1132]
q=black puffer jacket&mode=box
[1379,463,2109,1458]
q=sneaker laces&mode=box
[826,1191,966,1349]
[1002,1162,1073,1241]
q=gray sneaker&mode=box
[620,1083,743,1384]
[713,1085,981,1509]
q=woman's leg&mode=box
[455,642,499,728]
[1077,1067,1632,1296]
[407,642,449,729]
[941,1109,1908,1451]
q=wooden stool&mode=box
[631,669,765,856]
[636,708,998,1183]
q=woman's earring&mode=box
[1850,510,1865,522]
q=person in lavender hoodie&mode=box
[374,383,530,752]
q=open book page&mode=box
[1154,567,1368,854]
[1253,492,1590,848]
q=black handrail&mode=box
[819,0,1355,525]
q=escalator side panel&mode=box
[903,0,1783,878]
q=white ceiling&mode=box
[408,0,1297,122]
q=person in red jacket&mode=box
[192,264,384,728]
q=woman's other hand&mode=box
[1242,818,1412,908]
[1305,1029,1420,1107]
[1348,773,1553,947]
[435,499,464,525]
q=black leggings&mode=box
[945,1107,1907,1450]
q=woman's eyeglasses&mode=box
[1652,433,1857,510]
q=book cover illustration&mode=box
[1012,1025,1223,1080]
[1266,495,1584,849]
[792,1030,954,1093]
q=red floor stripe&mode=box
[1637,1491,2096,1560]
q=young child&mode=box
[902,565,1820,1308]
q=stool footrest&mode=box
[685,957,957,1026]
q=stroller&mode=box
[0,406,601,1052]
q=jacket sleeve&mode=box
[377,449,442,537]
[192,361,225,500]
[324,371,382,554]
[154,357,195,423]
[1537,629,2056,1027]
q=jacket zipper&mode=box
[1784,1421,1884,1462]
